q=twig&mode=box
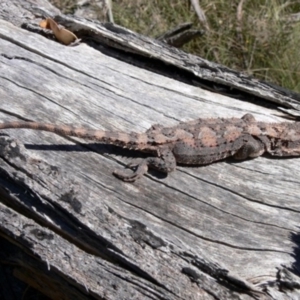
[190,0,210,31]
[156,22,204,47]
[105,0,114,23]
[236,0,248,70]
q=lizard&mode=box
[0,113,299,182]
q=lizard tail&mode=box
[0,121,149,149]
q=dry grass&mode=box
[50,0,300,92]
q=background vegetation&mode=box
[50,0,300,92]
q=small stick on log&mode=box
[156,22,204,47]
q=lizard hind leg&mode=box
[113,147,177,182]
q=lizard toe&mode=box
[113,161,148,182]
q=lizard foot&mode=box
[113,148,176,181]
[233,135,265,159]
[113,160,148,182]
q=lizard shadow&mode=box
[24,142,169,180]
[228,154,299,165]
[24,142,297,177]
[25,142,148,156]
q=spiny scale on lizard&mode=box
[0,113,300,182]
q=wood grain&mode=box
[0,1,299,299]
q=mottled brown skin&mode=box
[1,114,300,181]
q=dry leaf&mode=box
[39,18,78,45]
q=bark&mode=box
[0,1,300,299]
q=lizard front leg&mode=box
[113,146,176,182]
[233,134,265,159]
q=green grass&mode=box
[50,0,300,93]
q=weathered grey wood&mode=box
[0,1,299,299]
[53,15,300,115]
[0,200,179,300]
